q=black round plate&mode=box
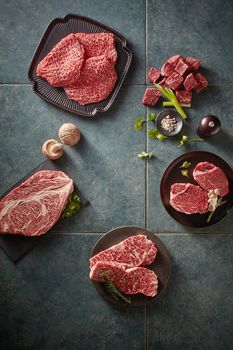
[90,226,171,307]
[160,151,233,227]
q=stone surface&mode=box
[0,0,145,84]
[147,0,233,84]
[147,234,233,350]
[1,1,233,348]
[0,234,144,350]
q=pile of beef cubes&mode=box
[143,55,208,107]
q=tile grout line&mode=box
[145,2,149,350]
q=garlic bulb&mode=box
[58,123,80,146]
[42,139,64,160]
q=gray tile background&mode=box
[0,0,233,349]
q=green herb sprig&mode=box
[178,135,203,147]
[138,151,153,159]
[102,273,131,304]
[207,197,227,223]
[148,113,157,122]
[134,117,146,131]
[180,161,192,178]
[153,84,187,119]
[148,129,167,140]
[61,192,81,219]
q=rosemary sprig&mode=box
[207,197,227,223]
[101,273,131,304]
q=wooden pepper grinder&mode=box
[197,115,221,138]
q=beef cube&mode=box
[186,56,202,71]
[176,90,192,106]
[142,88,161,106]
[175,58,191,76]
[158,77,168,87]
[165,72,184,90]
[148,67,161,83]
[194,73,208,93]
[183,73,198,91]
[167,54,182,67]
[161,61,174,76]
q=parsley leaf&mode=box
[134,117,146,131]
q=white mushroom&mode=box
[58,123,81,146]
[42,139,64,160]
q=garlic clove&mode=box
[42,139,64,160]
[58,123,80,146]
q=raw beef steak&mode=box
[161,61,174,76]
[90,261,158,297]
[75,32,117,64]
[170,183,209,214]
[65,55,117,105]
[37,33,85,87]
[0,170,74,236]
[167,55,182,67]
[89,235,158,268]
[193,162,229,196]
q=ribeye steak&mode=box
[89,234,158,269]
[90,261,158,297]
[0,170,74,236]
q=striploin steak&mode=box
[193,161,229,196]
[90,261,158,297]
[89,235,158,268]
[0,170,74,236]
[170,183,209,214]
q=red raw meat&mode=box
[165,72,183,90]
[194,73,208,93]
[158,77,168,87]
[176,90,192,106]
[75,32,117,64]
[90,261,158,297]
[170,183,209,214]
[89,235,158,268]
[186,56,202,71]
[175,58,191,76]
[167,55,182,67]
[37,33,85,87]
[148,67,161,83]
[193,162,229,196]
[183,73,198,91]
[142,88,161,106]
[161,61,174,76]
[65,55,117,105]
[0,171,74,236]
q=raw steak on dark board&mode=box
[0,170,73,236]
[193,161,229,196]
[37,33,85,87]
[89,235,158,268]
[90,260,158,297]
[170,183,209,214]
